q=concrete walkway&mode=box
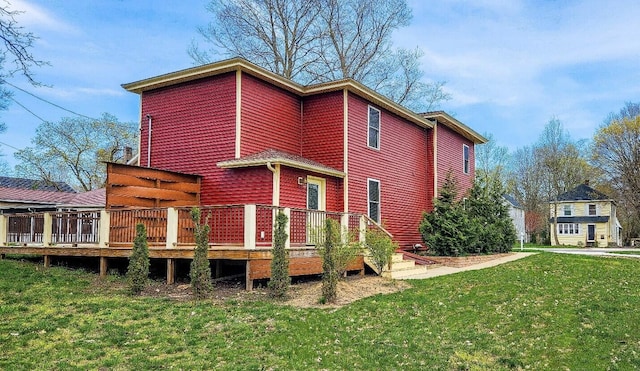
[400,252,536,279]
[526,247,640,259]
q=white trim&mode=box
[306,176,326,211]
[367,105,381,150]
[587,224,596,242]
[367,178,381,223]
[235,69,242,158]
[433,120,438,198]
[272,163,280,206]
[343,89,349,212]
[463,143,470,175]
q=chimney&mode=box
[124,147,133,163]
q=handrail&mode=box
[362,214,393,238]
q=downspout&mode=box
[146,114,152,167]
[267,162,279,206]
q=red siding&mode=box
[436,124,475,197]
[302,92,345,171]
[347,94,431,248]
[279,166,343,212]
[140,73,237,205]
[241,74,302,156]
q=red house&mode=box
[121,58,486,250]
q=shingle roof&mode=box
[217,149,345,178]
[503,194,522,208]
[555,184,610,201]
[0,176,76,193]
[0,176,105,208]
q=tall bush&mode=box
[268,210,290,299]
[365,228,397,274]
[190,207,213,299]
[126,223,150,295]
[419,172,468,256]
[318,218,360,303]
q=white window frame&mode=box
[588,204,597,216]
[558,223,580,235]
[367,106,380,150]
[463,144,470,174]
[367,178,381,223]
[563,204,572,216]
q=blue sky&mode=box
[1,0,639,171]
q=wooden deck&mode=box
[0,206,369,289]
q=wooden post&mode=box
[215,260,222,279]
[359,215,367,243]
[42,212,52,246]
[244,204,257,249]
[166,258,175,284]
[100,257,108,277]
[341,213,349,243]
[99,210,110,247]
[245,260,253,291]
[283,208,291,249]
[43,255,51,268]
[166,208,178,249]
[0,214,7,246]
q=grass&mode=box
[1,253,640,370]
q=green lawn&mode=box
[1,253,639,370]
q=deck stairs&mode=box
[365,252,428,279]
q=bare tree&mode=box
[189,0,323,82]
[592,103,640,243]
[536,118,592,245]
[475,132,510,187]
[0,1,47,85]
[14,114,138,191]
[191,0,449,111]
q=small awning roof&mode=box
[217,149,345,178]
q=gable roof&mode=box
[217,149,345,178]
[122,57,437,131]
[555,184,611,202]
[0,176,75,193]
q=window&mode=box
[563,204,571,216]
[368,106,380,149]
[558,223,580,235]
[463,144,470,174]
[368,179,380,223]
[588,204,596,216]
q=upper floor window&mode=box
[368,106,380,149]
[588,204,596,216]
[463,144,470,174]
[368,178,380,223]
[563,204,571,216]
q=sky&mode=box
[0,0,639,171]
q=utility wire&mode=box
[0,140,22,151]
[1,79,98,121]
[8,96,47,123]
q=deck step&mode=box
[380,253,429,279]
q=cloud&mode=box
[10,0,76,33]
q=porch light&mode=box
[297,177,307,185]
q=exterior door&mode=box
[306,177,326,244]
[587,224,595,242]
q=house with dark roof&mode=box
[0,176,105,213]
[549,183,621,247]
[504,195,526,242]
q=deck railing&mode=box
[0,206,367,249]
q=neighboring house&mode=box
[504,195,526,242]
[0,176,105,213]
[549,183,622,247]
[121,57,486,249]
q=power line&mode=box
[1,79,98,121]
[0,140,22,151]
[8,96,47,123]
